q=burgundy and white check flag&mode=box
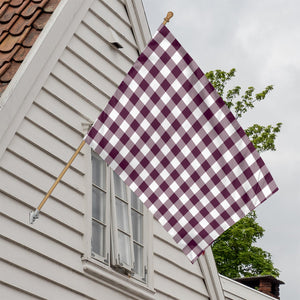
[85,24,278,263]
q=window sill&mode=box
[82,258,156,300]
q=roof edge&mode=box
[125,0,152,51]
[0,0,94,160]
[235,275,285,285]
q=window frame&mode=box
[86,150,153,286]
[90,151,111,264]
[110,169,135,273]
[131,188,148,282]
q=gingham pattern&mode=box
[85,24,278,263]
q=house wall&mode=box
[0,0,211,299]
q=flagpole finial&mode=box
[163,11,174,25]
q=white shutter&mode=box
[91,152,110,264]
[111,170,135,273]
[131,190,147,280]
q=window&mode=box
[91,151,147,282]
[91,152,110,263]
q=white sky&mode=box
[142,1,300,298]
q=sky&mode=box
[142,1,300,299]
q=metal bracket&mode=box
[29,209,40,224]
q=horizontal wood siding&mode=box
[0,0,211,299]
[153,220,210,299]
[0,282,44,300]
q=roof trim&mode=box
[0,0,94,160]
[197,247,225,300]
[125,0,151,52]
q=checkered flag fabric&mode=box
[85,24,278,263]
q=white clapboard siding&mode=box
[0,282,44,300]
[17,118,85,173]
[1,215,140,300]
[60,50,118,98]
[90,0,136,45]
[154,255,208,297]
[0,209,83,271]
[0,169,84,233]
[35,89,88,136]
[154,272,209,300]
[1,239,104,299]
[1,195,84,253]
[153,236,204,278]
[0,166,83,216]
[67,34,126,85]
[1,150,84,209]
[7,135,84,189]
[25,101,83,149]
[153,220,209,299]
[52,61,110,109]
[43,75,100,123]
[100,0,131,26]
[76,21,134,70]
[83,9,138,63]
[0,0,216,299]
[0,260,93,300]
[0,258,130,300]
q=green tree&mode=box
[206,68,281,278]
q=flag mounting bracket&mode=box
[163,11,174,25]
[29,209,39,224]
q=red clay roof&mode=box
[0,0,61,94]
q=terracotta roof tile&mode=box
[0,43,20,66]
[22,26,38,47]
[0,60,10,76]
[33,10,49,29]
[0,5,17,22]
[0,3,10,19]
[0,82,8,93]
[0,13,17,35]
[10,0,24,6]
[0,59,20,81]
[0,26,30,51]
[10,9,40,34]
[0,0,10,6]
[21,0,47,18]
[0,1,10,6]
[44,0,58,13]
[13,43,29,61]
[0,30,8,42]
[0,0,61,95]
[0,0,29,23]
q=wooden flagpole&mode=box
[29,12,174,224]
[29,140,86,224]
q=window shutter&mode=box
[131,190,146,279]
[111,170,135,273]
[91,153,110,263]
